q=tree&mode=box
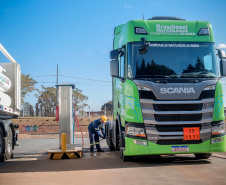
[72,88,88,112]
[136,60,175,77]
[36,86,88,117]
[183,63,195,73]
[29,105,34,117]
[78,110,87,117]
[35,103,40,117]
[101,101,113,116]
[140,58,146,74]
[195,57,205,70]
[21,102,34,117]
[182,57,206,74]
[21,74,37,103]
[149,60,175,75]
[36,86,57,117]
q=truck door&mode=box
[118,49,126,126]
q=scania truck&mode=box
[0,44,20,161]
[106,16,226,161]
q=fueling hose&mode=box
[73,105,84,150]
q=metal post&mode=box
[57,84,75,149]
[23,102,24,118]
[105,105,106,115]
[39,104,41,117]
[89,105,90,119]
[56,64,59,106]
[82,100,83,117]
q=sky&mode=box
[0,0,226,112]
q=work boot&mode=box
[90,145,94,152]
[96,144,104,152]
[97,149,104,152]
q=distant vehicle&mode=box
[106,16,226,161]
[0,44,20,161]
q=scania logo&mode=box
[160,87,195,94]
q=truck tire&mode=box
[115,119,121,151]
[195,153,212,159]
[0,127,4,162]
[116,131,120,151]
[105,121,115,151]
[5,126,13,160]
[120,149,133,162]
[107,127,115,151]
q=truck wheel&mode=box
[107,128,115,151]
[116,131,120,151]
[5,126,13,160]
[195,153,212,159]
[120,149,133,162]
[0,127,4,162]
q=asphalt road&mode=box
[0,138,226,185]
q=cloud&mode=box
[124,5,133,8]
[217,44,226,49]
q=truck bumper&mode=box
[124,135,226,156]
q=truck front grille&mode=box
[140,98,214,145]
[153,104,202,111]
[157,139,202,145]
[154,114,202,122]
[155,124,202,132]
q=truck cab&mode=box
[106,16,226,161]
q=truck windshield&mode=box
[127,42,219,79]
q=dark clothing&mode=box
[88,119,105,137]
[88,119,105,151]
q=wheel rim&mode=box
[7,128,12,154]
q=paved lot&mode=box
[0,138,226,185]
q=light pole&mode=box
[89,105,90,119]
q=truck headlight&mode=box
[126,126,146,137]
[212,124,225,135]
[133,140,148,145]
[137,85,152,91]
[211,137,224,144]
[203,85,215,91]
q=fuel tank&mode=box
[0,72,12,93]
[0,91,12,107]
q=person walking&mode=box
[88,115,107,152]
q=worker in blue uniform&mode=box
[88,115,107,152]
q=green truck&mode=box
[105,16,226,161]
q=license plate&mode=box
[172,146,189,152]
[183,127,200,140]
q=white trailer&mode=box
[0,44,20,161]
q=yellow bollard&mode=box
[61,133,67,151]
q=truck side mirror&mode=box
[218,49,226,76]
[220,58,226,76]
[139,37,150,55]
[218,50,226,59]
[110,49,122,59]
[110,60,119,77]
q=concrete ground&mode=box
[0,137,226,185]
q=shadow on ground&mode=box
[0,148,212,173]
